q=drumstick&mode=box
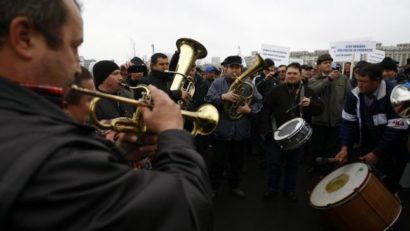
[285,97,312,114]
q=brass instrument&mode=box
[223,53,265,120]
[71,84,219,136]
[391,84,410,122]
[169,38,207,108]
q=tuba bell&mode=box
[391,83,410,122]
[223,53,265,120]
[169,38,207,108]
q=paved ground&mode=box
[212,154,410,231]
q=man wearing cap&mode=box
[301,64,313,84]
[205,55,262,198]
[203,65,219,87]
[380,57,407,85]
[93,60,135,120]
[254,58,278,97]
[308,54,351,173]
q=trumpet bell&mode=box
[188,104,219,135]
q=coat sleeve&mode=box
[340,92,359,148]
[204,79,224,107]
[258,89,275,135]
[305,87,324,116]
[250,83,263,115]
[308,76,331,95]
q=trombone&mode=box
[71,85,219,136]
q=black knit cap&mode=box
[317,54,333,64]
[221,55,242,66]
[380,57,399,71]
[264,58,275,68]
[92,60,120,87]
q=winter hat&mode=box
[221,55,242,66]
[92,60,119,87]
[264,58,275,68]
[317,54,333,65]
[380,57,399,71]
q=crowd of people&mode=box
[1,0,410,230]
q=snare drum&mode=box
[274,117,312,150]
[310,163,402,231]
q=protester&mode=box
[0,1,212,230]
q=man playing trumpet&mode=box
[0,1,212,230]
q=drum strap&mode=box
[270,114,277,140]
[299,84,305,117]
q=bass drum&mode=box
[310,163,402,231]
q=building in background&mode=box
[377,43,410,66]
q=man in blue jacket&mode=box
[205,55,262,198]
[335,63,408,193]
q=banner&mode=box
[330,40,376,62]
[367,50,386,63]
[260,44,290,66]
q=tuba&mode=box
[71,84,219,136]
[169,38,207,108]
[223,53,265,120]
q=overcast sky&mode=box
[78,0,410,64]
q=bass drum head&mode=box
[274,118,304,141]
[310,163,369,208]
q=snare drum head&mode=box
[310,163,369,207]
[274,118,304,141]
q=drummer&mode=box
[259,62,324,202]
[335,63,408,193]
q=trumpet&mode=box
[71,84,219,136]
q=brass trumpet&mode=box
[71,85,219,136]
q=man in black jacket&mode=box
[0,1,212,230]
[259,63,324,202]
[92,60,136,120]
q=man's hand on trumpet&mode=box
[139,85,184,134]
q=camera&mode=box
[128,65,146,73]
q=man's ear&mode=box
[8,16,38,59]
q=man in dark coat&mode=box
[259,63,324,202]
[0,1,213,230]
